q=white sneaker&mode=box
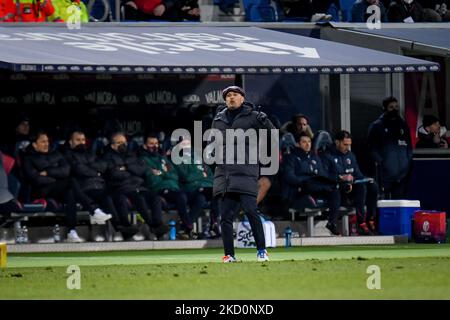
[67,230,83,243]
[257,249,269,262]
[90,208,112,225]
[113,232,124,242]
[93,234,105,242]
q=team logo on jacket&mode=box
[423,221,430,232]
[23,5,32,14]
[400,129,404,135]
[334,158,338,163]
[346,159,351,165]
[311,160,317,165]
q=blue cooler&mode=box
[377,200,420,239]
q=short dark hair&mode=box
[298,131,311,141]
[334,130,352,141]
[382,96,398,110]
[69,129,85,140]
[110,131,126,143]
[29,130,48,143]
[145,132,159,142]
[422,115,440,128]
[292,113,309,124]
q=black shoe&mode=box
[151,224,169,240]
[326,222,341,236]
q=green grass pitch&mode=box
[1,243,450,299]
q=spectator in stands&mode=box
[416,0,450,21]
[0,113,31,157]
[103,132,168,240]
[139,133,193,239]
[367,96,412,199]
[351,0,388,22]
[416,115,449,149]
[0,0,63,22]
[282,132,341,235]
[322,130,378,235]
[63,130,138,239]
[174,137,220,238]
[280,113,314,143]
[23,131,112,242]
[279,0,335,21]
[52,0,89,23]
[123,0,200,21]
[387,0,426,22]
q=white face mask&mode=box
[403,0,413,4]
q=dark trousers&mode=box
[383,178,408,200]
[303,180,340,224]
[159,189,192,230]
[83,188,118,224]
[38,179,77,230]
[113,190,159,227]
[186,188,218,223]
[218,193,265,256]
[340,182,378,224]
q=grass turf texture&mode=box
[1,244,450,299]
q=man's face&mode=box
[32,134,49,153]
[429,121,441,134]
[16,121,30,136]
[225,92,244,110]
[145,137,159,150]
[295,117,309,132]
[69,132,86,149]
[336,138,352,154]
[299,136,312,153]
[385,102,400,113]
[111,134,127,151]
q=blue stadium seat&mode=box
[340,0,356,22]
[242,0,282,22]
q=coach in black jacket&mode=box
[211,86,275,262]
[103,132,167,239]
[322,131,378,234]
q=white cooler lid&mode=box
[377,200,421,208]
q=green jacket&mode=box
[140,151,180,193]
[53,0,89,23]
[176,158,213,193]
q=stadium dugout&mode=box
[0,24,440,242]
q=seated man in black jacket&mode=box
[103,132,168,240]
[282,132,341,235]
[322,131,379,235]
[23,131,112,243]
[64,130,139,239]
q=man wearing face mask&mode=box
[63,130,138,240]
[139,133,193,239]
[103,132,168,240]
[367,97,412,199]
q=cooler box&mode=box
[413,211,447,243]
[236,220,276,248]
[377,200,420,239]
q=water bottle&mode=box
[284,226,292,248]
[15,223,22,244]
[22,226,29,244]
[169,220,176,241]
[53,224,61,243]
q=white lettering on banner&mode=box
[2,32,321,59]
[61,96,80,103]
[0,96,18,104]
[85,91,118,105]
[23,92,56,105]
[205,90,224,104]
[122,95,140,104]
[257,42,320,58]
[144,91,177,104]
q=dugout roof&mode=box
[0,25,440,74]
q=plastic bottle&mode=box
[53,224,61,243]
[22,226,28,244]
[15,224,22,244]
[169,220,176,241]
[284,226,292,248]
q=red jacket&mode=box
[134,0,162,14]
[0,0,62,22]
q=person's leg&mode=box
[240,194,266,252]
[145,192,164,227]
[112,192,132,227]
[127,191,152,226]
[164,190,192,231]
[218,193,240,257]
[187,191,207,223]
[366,181,379,232]
[351,184,367,225]
[256,176,271,205]
[70,179,96,215]
[422,8,442,22]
